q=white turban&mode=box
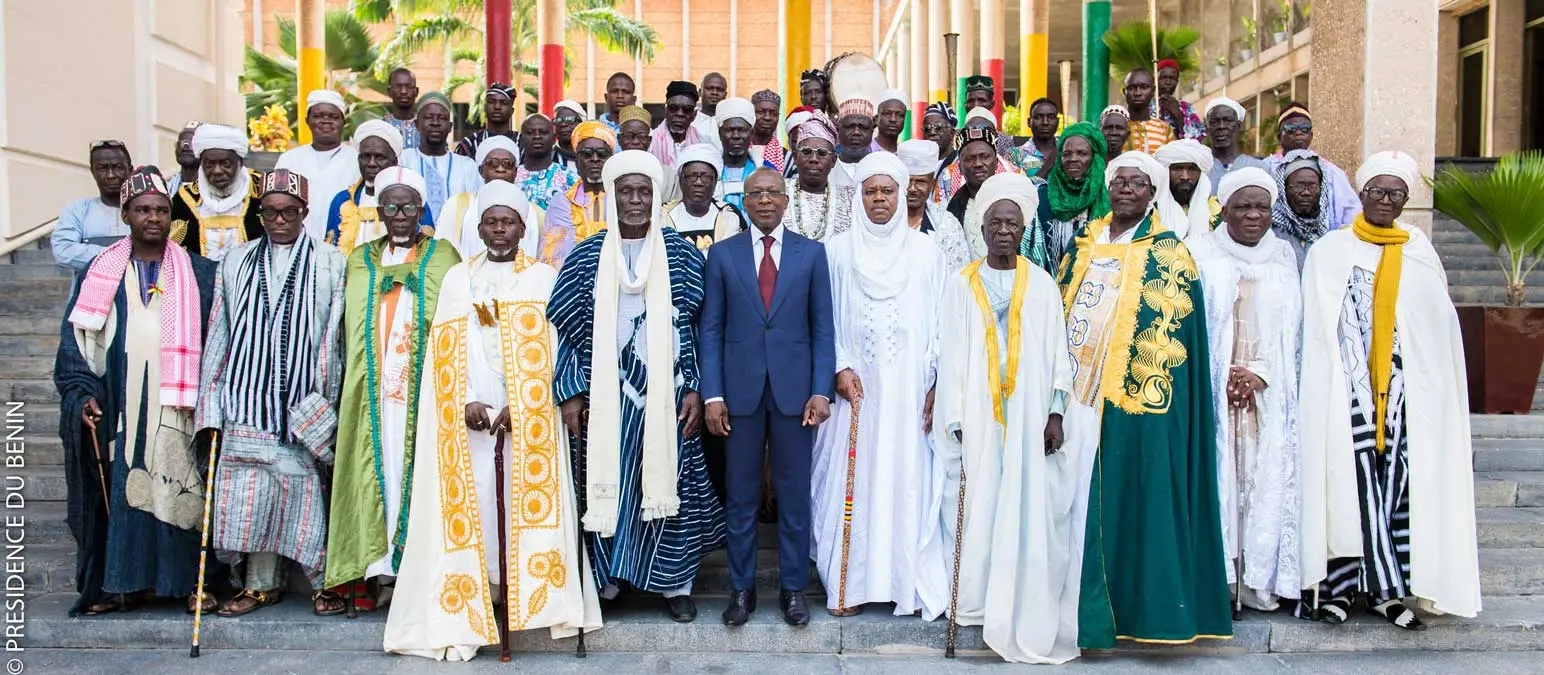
[1355,150,1422,191]
[1216,166,1279,205]
[375,166,429,201]
[675,143,723,175]
[964,106,998,127]
[1204,97,1245,120]
[897,139,940,176]
[554,100,588,120]
[1107,150,1172,230]
[191,123,248,158]
[1154,138,1215,173]
[785,109,813,134]
[849,151,913,299]
[353,119,404,160]
[602,149,665,194]
[967,172,1042,241]
[878,89,908,106]
[306,89,346,113]
[1100,104,1130,123]
[476,179,531,220]
[474,135,520,165]
[713,97,755,127]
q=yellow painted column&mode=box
[296,0,325,145]
[928,0,948,104]
[1020,0,1048,128]
[786,0,812,109]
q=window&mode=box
[1457,8,1491,156]
[1459,8,1490,47]
[1529,0,1544,23]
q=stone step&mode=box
[0,314,64,337]
[1431,227,1485,245]
[1448,269,1513,287]
[8,248,58,266]
[1472,415,1544,439]
[1433,241,1496,258]
[1478,508,1544,548]
[21,499,70,544]
[0,333,63,357]
[0,276,73,299]
[20,591,1544,655]
[0,264,71,281]
[17,544,76,597]
[0,293,69,316]
[1474,439,1544,472]
[12,378,59,405]
[13,465,67,502]
[1443,256,1505,271]
[1474,471,1544,508]
[1449,287,1516,304]
[1481,547,1544,596]
[0,355,55,381]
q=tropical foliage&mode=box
[1432,152,1544,306]
[242,9,389,139]
[248,104,295,152]
[1103,21,1202,79]
[354,0,660,122]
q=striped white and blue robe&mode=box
[547,230,727,594]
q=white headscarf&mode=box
[475,179,530,219]
[967,172,1042,250]
[964,106,998,128]
[897,139,940,176]
[1153,138,1217,239]
[554,100,588,120]
[306,89,346,114]
[878,89,908,106]
[1216,166,1279,205]
[675,143,723,175]
[713,97,755,127]
[1205,97,1246,120]
[586,150,678,537]
[1355,150,1422,191]
[192,124,252,214]
[849,151,913,300]
[352,119,404,160]
[474,135,520,166]
[463,179,535,258]
[1106,150,1170,231]
[375,166,429,202]
[192,123,249,158]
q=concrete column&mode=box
[1082,0,1111,122]
[980,0,1004,121]
[1490,0,1524,155]
[787,0,813,110]
[951,0,976,119]
[731,0,740,93]
[929,0,948,104]
[296,0,324,145]
[537,0,564,116]
[911,0,929,127]
[1314,0,1439,228]
[898,20,912,139]
[1020,0,1049,128]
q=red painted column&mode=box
[981,0,1004,122]
[486,0,512,85]
[986,59,1005,122]
[537,0,564,116]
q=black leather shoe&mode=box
[722,589,757,626]
[780,590,810,626]
[664,595,697,623]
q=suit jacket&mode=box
[700,228,835,418]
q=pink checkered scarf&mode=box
[68,237,202,409]
[648,122,705,167]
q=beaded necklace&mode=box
[789,178,837,241]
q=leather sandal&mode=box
[217,588,283,617]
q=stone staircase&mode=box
[8,239,1544,660]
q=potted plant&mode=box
[1271,2,1291,44]
[1214,55,1227,78]
[1432,152,1544,414]
[1238,17,1258,61]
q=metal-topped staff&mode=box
[493,427,512,662]
[945,461,967,658]
[573,427,587,658]
[190,430,220,658]
[836,400,861,615]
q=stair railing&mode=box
[0,218,59,260]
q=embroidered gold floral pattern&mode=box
[433,323,480,552]
[497,300,563,631]
[439,573,495,641]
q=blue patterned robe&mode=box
[547,230,726,593]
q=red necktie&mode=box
[758,235,777,311]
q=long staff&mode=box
[87,424,110,517]
[190,430,220,658]
[945,461,967,659]
[493,431,512,662]
[574,429,587,659]
[837,400,861,613]
[1233,426,1246,621]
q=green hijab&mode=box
[1047,122,1110,222]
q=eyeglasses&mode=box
[1281,122,1313,134]
[1363,187,1409,204]
[380,204,423,217]
[923,123,952,134]
[1109,178,1153,191]
[797,146,832,158]
[90,139,127,151]
[260,207,303,222]
[579,148,613,160]
[744,190,787,202]
[666,103,696,114]
[482,158,517,171]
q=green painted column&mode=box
[1082,0,1111,123]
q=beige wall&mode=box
[1,0,244,242]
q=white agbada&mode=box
[435,181,546,260]
[811,152,949,617]
[1298,222,1482,619]
[275,143,360,241]
[933,258,1079,664]
[385,254,601,660]
[1190,223,1303,608]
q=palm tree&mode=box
[355,0,659,120]
[1103,21,1202,80]
[243,9,390,138]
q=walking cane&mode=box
[946,461,967,659]
[1232,404,1248,621]
[837,400,861,614]
[86,422,110,517]
[573,428,587,659]
[493,429,512,662]
[191,430,220,658]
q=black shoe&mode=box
[664,595,697,623]
[722,589,757,626]
[780,590,810,626]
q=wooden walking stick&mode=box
[493,430,512,662]
[946,461,967,659]
[1233,437,1246,621]
[836,399,861,614]
[86,422,110,517]
[191,430,220,658]
[573,429,587,659]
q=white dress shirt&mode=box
[751,224,785,270]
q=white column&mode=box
[633,0,644,96]
[682,0,691,79]
[910,0,927,108]
[587,37,596,117]
[873,0,881,55]
[928,0,946,100]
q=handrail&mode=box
[0,218,58,259]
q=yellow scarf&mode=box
[965,258,1029,428]
[1351,214,1409,453]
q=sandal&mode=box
[185,588,218,615]
[85,592,148,616]
[1371,599,1427,631]
[1317,598,1352,625]
[217,588,283,617]
[313,589,347,616]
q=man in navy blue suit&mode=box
[701,167,835,627]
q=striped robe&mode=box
[195,237,347,585]
[547,230,726,593]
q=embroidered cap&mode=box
[260,168,310,204]
[119,165,170,207]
